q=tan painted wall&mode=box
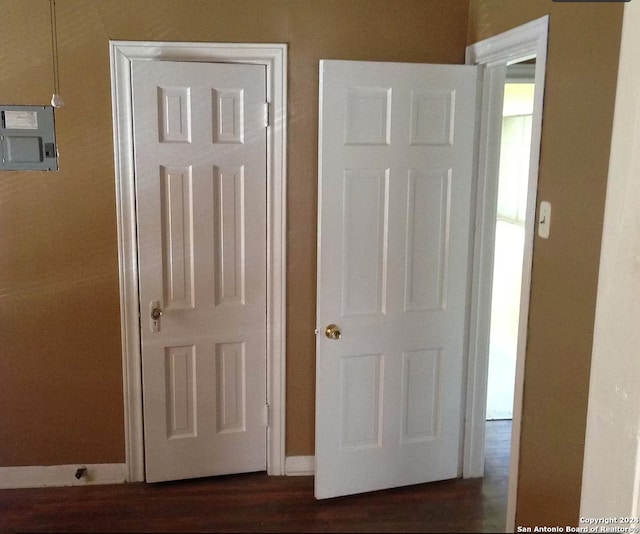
[0,0,468,466]
[2,1,622,526]
[468,1,623,528]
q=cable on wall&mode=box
[49,0,64,108]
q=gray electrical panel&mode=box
[0,105,58,171]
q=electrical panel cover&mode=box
[0,105,58,171]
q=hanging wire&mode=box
[49,0,64,108]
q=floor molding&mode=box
[0,463,128,489]
[1,459,313,488]
[285,456,315,476]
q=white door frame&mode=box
[463,16,548,531]
[109,41,287,482]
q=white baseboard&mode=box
[0,463,128,489]
[0,459,310,488]
[284,455,315,476]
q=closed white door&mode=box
[316,60,478,499]
[132,60,268,483]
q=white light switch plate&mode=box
[538,200,551,239]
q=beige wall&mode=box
[1,0,624,527]
[468,0,623,528]
[0,0,468,466]
[581,0,640,518]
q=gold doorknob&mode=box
[325,324,341,340]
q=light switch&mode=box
[538,200,551,239]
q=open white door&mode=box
[315,60,479,499]
[132,60,268,483]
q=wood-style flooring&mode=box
[0,420,511,533]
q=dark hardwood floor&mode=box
[0,421,511,534]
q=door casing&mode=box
[110,41,288,482]
[464,16,548,532]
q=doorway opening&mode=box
[483,62,536,508]
[485,63,535,422]
[465,15,548,531]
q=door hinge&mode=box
[264,102,270,128]
[264,403,270,427]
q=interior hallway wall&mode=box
[468,0,623,527]
[0,0,468,466]
[581,0,640,520]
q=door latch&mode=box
[150,301,162,332]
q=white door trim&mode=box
[109,41,287,482]
[464,15,549,532]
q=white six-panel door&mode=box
[315,60,478,499]
[132,60,268,483]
